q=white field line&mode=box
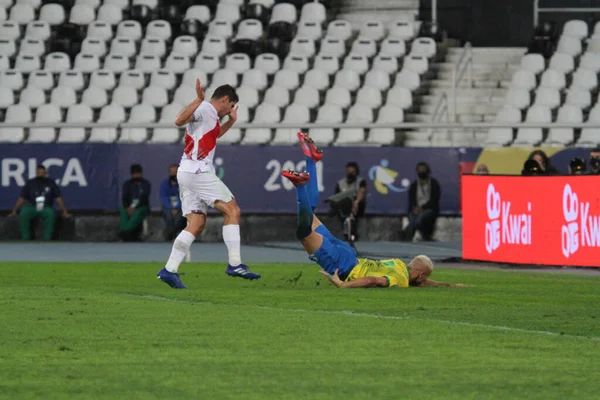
[129,294,600,342]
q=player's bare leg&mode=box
[214,198,261,280]
[158,212,206,289]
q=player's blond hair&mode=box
[409,255,434,274]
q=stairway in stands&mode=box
[406,47,527,147]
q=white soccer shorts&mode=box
[178,170,234,216]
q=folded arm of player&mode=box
[219,105,238,138]
[319,269,389,288]
[418,279,468,288]
[175,78,205,127]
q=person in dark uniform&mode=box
[568,157,587,175]
[160,164,187,241]
[120,164,151,241]
[8,165,70,240]
[402,162,441,242]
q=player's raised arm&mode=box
[175,79,205,127]
[319,269,389,288]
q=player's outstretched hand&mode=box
[319,268,343,288]
[196,78,205,102]
[228,105,238,122]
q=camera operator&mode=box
[590,146,600,175]
[569,157,587,175]
[521,159,544,176]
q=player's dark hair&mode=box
[130,164,143,174]
[211,85,239,103]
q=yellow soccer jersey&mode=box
[346,258,409,288]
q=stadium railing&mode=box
[450,42,473,122]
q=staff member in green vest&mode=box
[8,165,70,240]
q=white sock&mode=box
[165,230,196,273]
[223,224,242,266]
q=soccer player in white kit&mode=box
[157,80,261,288]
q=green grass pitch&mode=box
[0,262,598,400]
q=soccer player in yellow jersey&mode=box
[281,132,466,289]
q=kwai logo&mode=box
[561,184,600,258]
[485,184,532,254]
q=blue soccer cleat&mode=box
[157,267,187,289]
[226,264,261,280]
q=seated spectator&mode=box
[528,150,560,175]
[475,164,489,175]
[160,164,187,241]
[401,162,441,242]
[120,164,151,242]
[8,165,70,240]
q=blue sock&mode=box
[296,184,313,240]
[305,156,319,210]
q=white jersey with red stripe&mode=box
[179,101,221,174]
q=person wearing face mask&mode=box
[327,161,367,245]
[475,164,489,175]
[402,162,441,242]
[160,164,187,241]
[8,165,70,240]
[120,163,151,242]
[589,146,600,175]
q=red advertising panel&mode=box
[462,175,600,267]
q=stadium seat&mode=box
[120,103,155,142]
[367,128,396,145]
[58,103,93,142]
[556,35,582,56]
[580,106,600,146]
[377,104,404,124]
[140,37,166,58]
[236,18,263,40]
[106,0,130,10]
[25,21,51,41]
[386,86,412,109]
[565,88,591,110]
[235,85,259,108]
[0,22,20,41]
[240,68,267,90]
[112,85,139,108]
[50,85,76,108]
[325,20,352,41]
[0,39,16,58]
[182,68,208,88]
[351,38,377,58]
[90,70,116,90]
[546,104,582,146]
[0,7,5,22]
[82,38,108,57]
[549,53,574,74]
[343,53,369,75]
[15,54,41,73]
[225,53,252,74]
[379,37,406,58]
[210,68,238,88]
[372,55,399,75]
[505,87,531,110]
[283,55,309,74]
[215,1,241,24]
[310,103,342,144]
[533,87,560,109]
[254,53,280,75]
[243,102,280,144]
[299,1,325,24]
[0,104,31,142]
[81,85,108,109]
[89,103,125,142]
[149,69,176,90]
[19,85,46,108]
[539,69,566,90]
[146,20,172,41]
[19,38,45,58]
[388,20,414,40]
[333,68,360,92]
[151,102,182,143]
[202,36,227,57]
[293,85,319,108]
[270,2,296,24]
[180,16,206,41]
[104,54,130,74]
[364,69,391,91]
[313,54,339,75]
[319,38,345,58]
[510,69,536,91]
[194,54,221,75]
[132,0,158,10]
[28,106,60,143]
[514,105,551,146]
[302,69,329,91]
[171,36,198,58]
[410,37,436,59]
[571,68,597,91]
[356,86,382,109]
[184,5,211,23]
[69,5,95,25]
[58,70,84,91]
[290,37,316,58]
[164,54,190,75]
[9,4,35,25]
[173,85,196,106]
[28,70,54,91]
[562,19,588,39]
[117,69,144,90]
[39,4,65,25]
[579,52,600,73]
[336,128,366,146]
[520,53,545,75]
[209,19,234,39]
[273,69,299,90]
[297,21,322,41]
[484,106,520,146]
[116,20,142,41]
[272,103,311,144]
[0,87,14,108]
[263,85,290,107]
[110,37,136,58]
[0,70,23,91]
[403,55,428,75]
[360,21,386,42]
[74,53,100,73]
[75,0,101,9]
[324,86,350,109]
[587,36,600,53]
[142,85,168,108]
[395,69,421,91]
[87,21,113,41]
